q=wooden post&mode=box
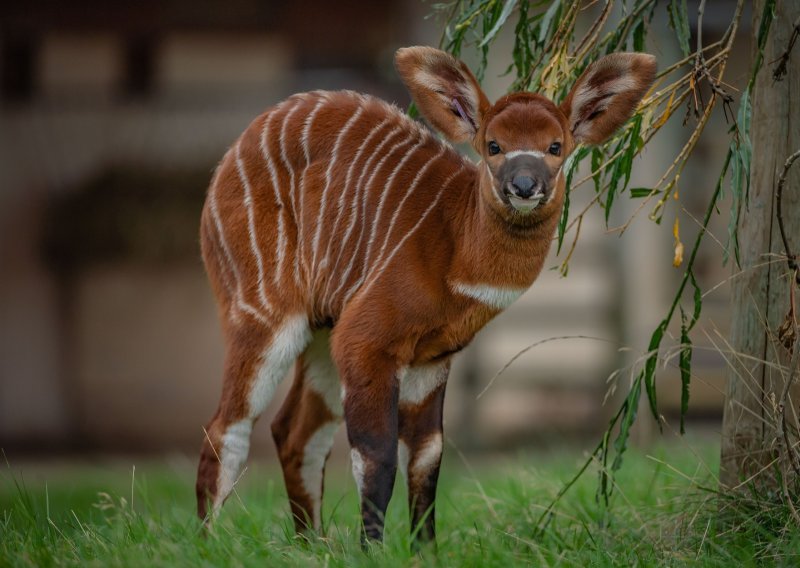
[719,0,800,490]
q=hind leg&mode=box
[196,315,311,521]
[272,329,343,533]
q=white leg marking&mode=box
[304,329,343,416]
[397,439,410,481]
[300,421,339,530]
[331,130,424,301]
[351,166,464,302]
[213,418,252,512]
[278,100,305,287]
[248,314,312,416]
[411,433,442,479]
[362,140,440,273]
[368,145,447,276]
[259,112,289,288]
[235,141,274,315]
[450,282,528,310]
[208,169,268,325]
[398,364,448,405]
[351,448,366,498]
[311,106,365,276]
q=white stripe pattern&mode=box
[278,100,305,287]
[327,130,417,304]
[259,112,289,287]
[368,145,447,276]
[208,173,269,325]
[311,106,365,276]
[319,117,391,286]
[352,166,464,302]
[235,141,274,315]
[361,136,438,273]
[450,281,527,309]
[299,96,328,276]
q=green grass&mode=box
[1,440,799,566]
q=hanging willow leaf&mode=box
[679,309,692,434]
[480,0,519,46]
[667,0,691,57]
[644,321,666,427]
[630,187,659,198]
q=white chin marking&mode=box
[508,195,543,213]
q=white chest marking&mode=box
[450,282,527,310]
[398,364,448,404]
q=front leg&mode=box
[336,349,400,544]
[398,362,448,547]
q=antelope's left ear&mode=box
[560,53,656,145]
[395,46,491,144]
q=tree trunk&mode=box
[720,0,800,490]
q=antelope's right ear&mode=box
[395,46,490,144]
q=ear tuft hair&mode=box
[395,47,490,144]
[560,53,656,145]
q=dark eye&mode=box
[487,141,502,156]
[548,142,562,156]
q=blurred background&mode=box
[0,1,750,461]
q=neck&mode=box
[450,168,562,289]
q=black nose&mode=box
[512,175,537,198]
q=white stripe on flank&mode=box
[362,138,439,273]
[299,96,328,274]
[369,145,447,275]
[311,106,364,276]
[235,141,273,315]
[301,97,326,163]
[325,129,415,304]
[208,174,268,325]
[350,166,463,303]
[278,100,305,287]
[206,220,241,324]
[505,150,545,160]
[259,112,288,287]
[319,118,391,292]
[450,281,527,309]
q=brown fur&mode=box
[195,46,656,545]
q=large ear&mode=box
[560,53,656,145]
[395,46,491,144]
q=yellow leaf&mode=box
[672,217,684,267]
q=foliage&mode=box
[3,444,800,566]
[429,0,777,518]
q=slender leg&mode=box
[196,315,311,521]
[272,329,343,533]
[333,343,400,544]
[398,363,448,547]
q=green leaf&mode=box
[630,187,659,198]
[643,321,666,429]
[611,376,642,472]
[557,146,589,253]
[480,0,519,47]
[538,0,562,45]
[667,0,691,57]
[679,310,692,435]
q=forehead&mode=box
[485,94,566,143]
